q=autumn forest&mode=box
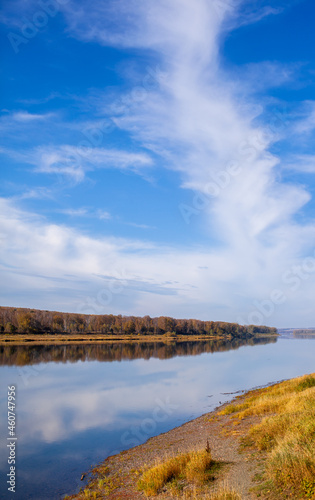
[0,306,277,338]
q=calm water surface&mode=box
[0,334,314,499]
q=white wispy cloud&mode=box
[98,210,112,220]
[56,207,112,219]
[58,208,89,217]
[12,111,54,122]
[283,155,315,174]
[6,186,54,201]
[125,222,156,230]
[0,111,59,145]
[34,145,153,180]
[294,101,315,135]
[228,61,297,95]
[1,144,154,182]
[235,4,283,27]
[62,0,231,50]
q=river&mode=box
[0,332,314,499]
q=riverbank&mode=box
[67,372,315,499]
[0,333,278,345]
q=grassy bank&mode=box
[136,373,315,498]
[67,373,314,499]
[0,333,237,345]
[0,333,278,345]
[220,372,315,498]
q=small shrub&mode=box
[296,376,315,392]
[185,450,213,483]
[137,449,214,495]
[220,403,249,415]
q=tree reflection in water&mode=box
[0,337,277,366]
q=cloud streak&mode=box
[1,144,154,182]
[11,111,54,122]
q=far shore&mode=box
[0,332,279,345]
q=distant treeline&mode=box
[293,329,315,335]
[0,337,277,366]
[0,306,277,337]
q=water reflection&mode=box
[0,336,277,366]
[293,330,315,339]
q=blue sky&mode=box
[1,0,315,327]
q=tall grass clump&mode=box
[137,449,213,496]
[220,373,315,498]
[182,487,242,500]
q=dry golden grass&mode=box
[60,485,242,500]
[137,449,214,496]
[208,493,242,500]
[189,487,242,499]
[220,373,315,498]
[181,486,242,500]
[206,492,241,500]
